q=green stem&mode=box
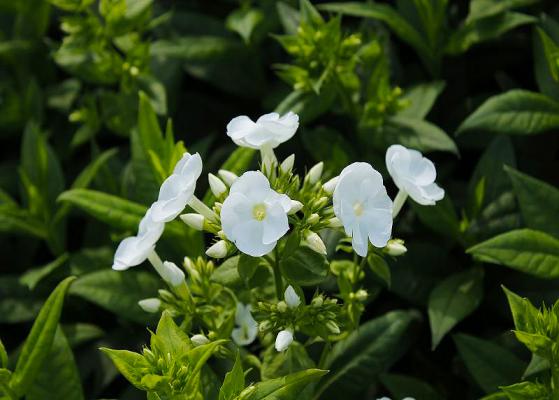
[318,341,331,369]
[272,248,283,300]
[392,189,408,219]
[0,381,18,400]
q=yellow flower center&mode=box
[252,203,267,221]
[353,202,364,217]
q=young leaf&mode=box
[219,351,245,400]
[501,381,550,399]
[100,348,149,389]
[10,276,76,397]
[467,229,559,278]
[152,312,191,357]
[502,286,539,333]
[26,327,84,400]
[506,166,559,238]
[428,268,484,349]
[454,333,525,394]
[457,90,559,135]
[0,339,7,369]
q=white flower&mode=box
[280,154,295,173]
[112,206,164,271]
[159,261,185,287]
[385,145,444,206]
[151,152,203,222]
[221,171,291,257]
[226,112,299,149]
[275,329,294,352]
[322,176,339,194]
[218,169,238,186]
[138,298,161,313]
[180,213,205,230]
[206,240,228,258]
[284,285,301,308]
[306,162,324,185]
[232,303,258,346]
[288,200,303,215]
[208,173,227,197]
[191,334,210,346]
[305,231,327,255]
[333,162,393,257]
[385,239,407,256]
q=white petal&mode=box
[275,329,294,352]
[151,187,193,222]
[351,222,369,257]
[232,220,275,256]
[408,156,436,185]
[112,236,153,270]
[262,204,289,245]
[221,192,252,240]
[232,325,258,346]
[422,182,445,201]
[229,171,270,200]
[284,285,301,308]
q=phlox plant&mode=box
[102,110,443,400]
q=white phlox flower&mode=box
[385,144,444,206]
[284,285,301,308]
[138,298,161,313]
[275,329,294,352]
[151,152,203,222]
[221,171,291,257]
[333,162,393,257]
[226,112,299,150]
[231,303,258,346]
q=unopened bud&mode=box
[385,239,407,256]
[208,173,227,197]
[259,320,272,332]
[311,296,324,307]
[326,217,342,228]
[206,240,228,258]
[305,231,327,255]
[277,301,288,313]
[288,200,303,215]
[138,298,161,313]
[326,320,341,335]
[307,213,320,225]
[355,289,368,302]
[275,329,294,352]
[180,213,205,230]
[280,154,295,173]
[322,176,339,194]
[218,169,238,186]
[284,285,301,308]
[160,261,186,287]
[307,162,324,185]
[191,334,210,346]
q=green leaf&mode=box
[428,268,484,349]
[536,27,559,82]
[47,0,94,12]
[152,312,191,357]
[237,369,327,400]
[316,310,419,399]
[534,16,559,100]
[226,8,264,44]
[399,81,445,119]
[367,253,391,287]
[502,286,539,333]
[467,229,559,278]
[466,0,538,23]
[71,148,118,190]
[501,381,550,399]
[380,373,444,400]
[0,206,47,239]
[383,116,458,154]
[274,88,337,125]
[70,269,160,323]
[454,333,525,394]
[506,167,559,238]
[27,327,84,400]
[100,348,149,389]
[457,90,559,135]
[10,277,76,397]
[238,254,261,283]
[280,246,329,286]
[412,196,461,240]
[277,2,300,35]
[19,254,70,290]
[219,351,245,400]
[0,340,7,369]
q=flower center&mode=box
[252,203,267,221]
[353,202,364,217]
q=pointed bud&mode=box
[385,239,407,256]
[218,169,238,186]
[208,173,227,197]
[288,200,303,215]
[180,213,205,230]
[325,320,341,335]
[138,298,161,313]
[159,261,186,287]
[277,300,288,313]
[275,329,294,352]
[311,295,324,307]
[191,334,210,346]
[307,213,320,225]
[326,217,342,228]
[355,289,368,302]
[322,176,339,194]
[307,162,324,184]
[280,154,295,174]
[206,240,228,258]
[305,231,327,255]
[284,285,301,308]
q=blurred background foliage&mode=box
[0,0,558,399]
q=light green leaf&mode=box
[70,269,160,323]
[152,312,191,357]
[19,254,70,290]
[399,81,445,119]
[501,381,550,399]
[454,333,525,394]
[237,369,327,400]
[428,268,484,349]
[467,229,559,278]
[457,90,559,135]
[502,286,539,333]
[279,246,329,286]
[466,0,538,23]
[277,2,300,35]
[10,277,76,397]
[536,27,559,82]
[506,166,559,238]
[100,348,149,389]
[27,327,84,400]
[219,352,245,400]
[316,310,419,399]
[226,8,264,44]
[380,373,444,400]
[0,340,7,369]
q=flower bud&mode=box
[160,261,186,287]
[138,298,161,313]
[311,295,324,307]
[183,257,201,281]
[191,334,210,346]
[322,176,339,194]
[326,217,342,228]
[206,240,228,258]
[355,289,368,302]
[208,173,227,197]
[284,285,301,308]
[275,329,294,352]
[288,200,303,215]
[305,231,327,255]
[385,239,407,256]
[180,213,205,231]
[218,169,238,186]
[307,213,320,225]
[326,320,341,335]
[280,154,295,174]
[307,162,324,185]
[259,320,272,332]
[277,301,288,313]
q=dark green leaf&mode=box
[280,246,329,286]
[219,351,245,400]
[238,368,327,400]
[380,373,444,400]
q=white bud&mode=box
[385,239,407,256]
[280,154,295,173]
[218,169,238,186]
[355,289,368,301]
[305,231,327,255]
[208,173,227,197]
[160,261,186,287]
[307,213,320,225]
[206,240,228,258]
[191,334,210,346]
[275,329,294,352]
[288,200,303,215]
[307,162,324,184]
[284,285,301,308]
[326,217,342,228]
[138,298,161,313]
[180,213,205,230]
[322,176,339,194]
